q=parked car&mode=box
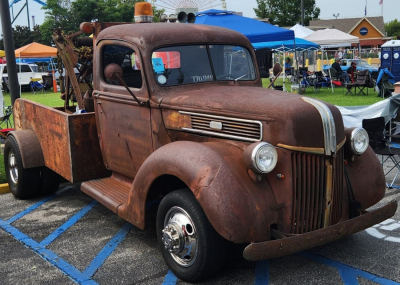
[47,62,80,80]
[0,63,48,92]
[324,59,378,74]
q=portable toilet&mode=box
[381,40,400,82]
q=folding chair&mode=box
[362,116,400,187]
[379,73,395,98]
[29,80,45,94]
[346,70,369,96]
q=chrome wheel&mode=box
[162,206,198,267]
[8,149,18,185]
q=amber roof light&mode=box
[135,2,154,23]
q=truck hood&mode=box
[159,85,345,150]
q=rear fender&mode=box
[8,130,44,169]
[120,141,277,243]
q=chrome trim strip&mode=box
[181,128,261,142]
[302,97,336,155]
[179,111,263,142]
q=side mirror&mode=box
[103,63,147,107]
[104,63,123,83]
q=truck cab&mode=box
[3,5,397,283]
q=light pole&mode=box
[333,13,340,19]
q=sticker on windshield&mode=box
[152,58,165,73]
[157,75,167,84]
[191,75,213,82]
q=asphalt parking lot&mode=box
[1,172,400,284]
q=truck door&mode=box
[94,41,153,178]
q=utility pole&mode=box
[0,0,21,106]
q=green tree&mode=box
[385,19,400,38]
[40,0,164,44]
[255,0,320,26]
[254,0,268,19]
[0,25,44,50]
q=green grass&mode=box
[0,84,385,185]
[262,78,384,107]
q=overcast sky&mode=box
[0,0,398,37]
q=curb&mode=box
[0,183,10,194]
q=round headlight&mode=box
[351,128,369,155]
[251,142,278,174]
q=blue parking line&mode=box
[6,194,57,224]
[299,251,400,285]
[5,187,70,224]
[162,270,178,285]
[83,222,134,277]
[254,260,269,284]
[0,220,98,284]
[40,200,98,247]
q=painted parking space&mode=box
[0,184,399,285]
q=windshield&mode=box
[151,45,256,86]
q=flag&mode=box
[379,0,383,4]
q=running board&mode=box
[80,174,132,214]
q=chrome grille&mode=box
[179,111,262,142]
[291,147,345,234]
[331,147,345,225]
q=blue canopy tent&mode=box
[195,10,294,43]
[16,58,54,63]
[252,38,319,52]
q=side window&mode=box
[102,44,142,89]
[21,65,32,73]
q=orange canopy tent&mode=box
[14,42,57,58]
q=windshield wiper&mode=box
[234,71,254,82]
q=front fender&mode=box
[120,141,277,243]
[346,146,386,209]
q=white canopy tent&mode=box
[304,28,359,48]
[304,29,360,93]
[290,24,315,39]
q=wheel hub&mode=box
[162,224,182,253]
[162,206,198,267]
[8,150,18,185]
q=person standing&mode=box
[284,58,292,75]
[337,50,343,59]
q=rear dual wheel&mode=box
[156,189,228,282]
[4,135,60,199]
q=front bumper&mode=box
[243,200,397,261]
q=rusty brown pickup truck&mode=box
[3,3,397,282]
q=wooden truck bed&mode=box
[14,99,110,182]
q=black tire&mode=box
[156,189,228,282]
[39,167,61,195]
[4,136,40,199]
